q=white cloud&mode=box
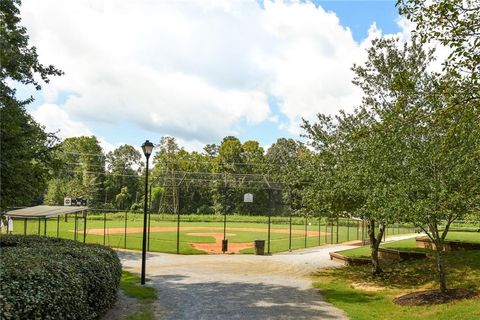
[21,0,416,145]
[31,104,93,137]
[31,104,116,153]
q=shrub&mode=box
[0,235,122,320]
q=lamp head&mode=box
[141,140,154,157]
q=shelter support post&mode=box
[38,217,41,235]
[44,217,47,236]
[24,218,27,235]
[83,211,87,243]
[57,215,60,238]
[74,212,78,241]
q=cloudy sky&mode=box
[19,0,407,152]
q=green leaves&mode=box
[0,235,122,319]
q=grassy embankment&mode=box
[315,232,480,320]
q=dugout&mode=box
[3,205,89,242]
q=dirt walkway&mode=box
[118,246,353,319]
[116,234,418,320]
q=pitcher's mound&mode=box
[187,232,253,254]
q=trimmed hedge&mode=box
[0,235,122,319]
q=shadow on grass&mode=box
[316,250,480,292]
[320,287,383,304]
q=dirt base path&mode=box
[85,226,326,237]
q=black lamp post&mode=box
[141,140,154,285]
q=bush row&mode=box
[0,235,122,320]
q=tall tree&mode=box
[105,144,142,209]
[397,0,479,97]
[304,38,436,274]
[396,73,480,292]
[0,0,62,209]
[48,136,105,205]
[266,138,310,213]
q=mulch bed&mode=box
[393,289,478,306]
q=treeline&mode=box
[41,135,309,216]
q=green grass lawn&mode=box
[337,238,427,258]
[446,231,480,243]
[338,232,480,258]
[313,250,480,320]
[120,271,157,320]
[6,212,416,254]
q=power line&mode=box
[61,152,277,168]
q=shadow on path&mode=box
[150,274,346,320]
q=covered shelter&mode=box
[4,205,89,242]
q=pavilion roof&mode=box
[5,205,88,219]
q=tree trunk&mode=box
[368,219,383,275]
[435,242,447,293]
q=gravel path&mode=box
[118,234,418,320]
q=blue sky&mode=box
[22,0,403,152]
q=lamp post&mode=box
[141,140,154,285]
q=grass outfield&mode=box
[6,212,415,254]
[313,250,480,320]
[338,232,480,258]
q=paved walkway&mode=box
[118,234,418,320]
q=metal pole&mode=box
[304,214,308,248]
[362,220,365,244]
[141,153,150,285]
[57,215,60,238]
[124,211,128,249]
[83,211,87,243]
[267,189,272,255]
[44,217,47,236]
[147,185,152,251]
[176,186,181,255]
[318,214,321,246]
[347,217,350,241]
[357,220,360,240]
[325,219,328,243]
[289,210,292,251]
[336,217,339,244]
[103,211,106,245]
[24,218,27,235]
[38,217,41,235]
[330,218,334,244]
[223,186,227,241]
